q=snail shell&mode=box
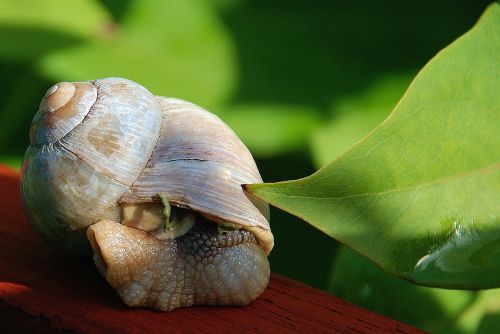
[20,77,273,311]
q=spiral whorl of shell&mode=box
[21,78,163,252]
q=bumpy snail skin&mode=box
[87,220,270,311]
[21,77,273,311]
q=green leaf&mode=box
[220,104,321,157]
[38,0,236,109]
[0,0,109,37]
[311,73,413,167]
[247,4,500,289]
[0,74,42,151]
[331,247,476,334]
[458,290,500,334]
[205,0,245,12]
[332,247,500,334]
[0,0,110,60]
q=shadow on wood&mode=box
[0,165,425,333]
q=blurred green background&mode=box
[0,0,496,332]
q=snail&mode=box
[20,77,273,311]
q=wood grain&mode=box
[0,166,425,333]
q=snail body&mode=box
[20,78,273,311]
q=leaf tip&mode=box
[242,182,260,194]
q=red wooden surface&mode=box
[0,166,425,333]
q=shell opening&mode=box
[120,202,165,232]
[120,202,196,240]
[152,213,195,240]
